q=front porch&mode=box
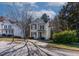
[30,31,47,40]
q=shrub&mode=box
[53,30,79,44]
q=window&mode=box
[5,30,7,34]
[11,30,13,34]
[1,24,3,27]
[9,30,13,34]
[31,24,37,30]
[8,25,12,29]
[4,25,7,29]
[39,25,44,30]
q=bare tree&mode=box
[0,3,52,56]
[5,2,33,43]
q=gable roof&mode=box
[31,18,46,24]
[0,16,5,22]
[0,16,16,24]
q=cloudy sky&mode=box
[0,2,66,19]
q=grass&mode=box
[0,38,23,44]
[47,43,79,51]
[0,38,20,41]
[47,40,79,51]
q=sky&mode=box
[0,2,66,19]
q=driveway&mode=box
[0,41,53,56]
[0,39,79,56]
[28,39,79,56]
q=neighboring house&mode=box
[0,16,51,39]
[0,16,23,37]
[30,18,51,40]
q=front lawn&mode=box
[47,42,79,51]
[0,38,23,44]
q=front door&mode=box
[31,32,37,39]
[38,32,43,38]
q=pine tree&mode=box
[58,2,79,30]
[41,13,49,23]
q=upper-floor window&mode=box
[39,25,44,30]
[4,25,7,29]
[31,24,37,30]
[8,25,12,29]
[4,25,12,29]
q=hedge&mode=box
[53,30,79,44]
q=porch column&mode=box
[36,24,38,39]
[29,24,31,38]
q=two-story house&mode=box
[0,16,51,39]
[0,16,23,37]
[30,18,51,40]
